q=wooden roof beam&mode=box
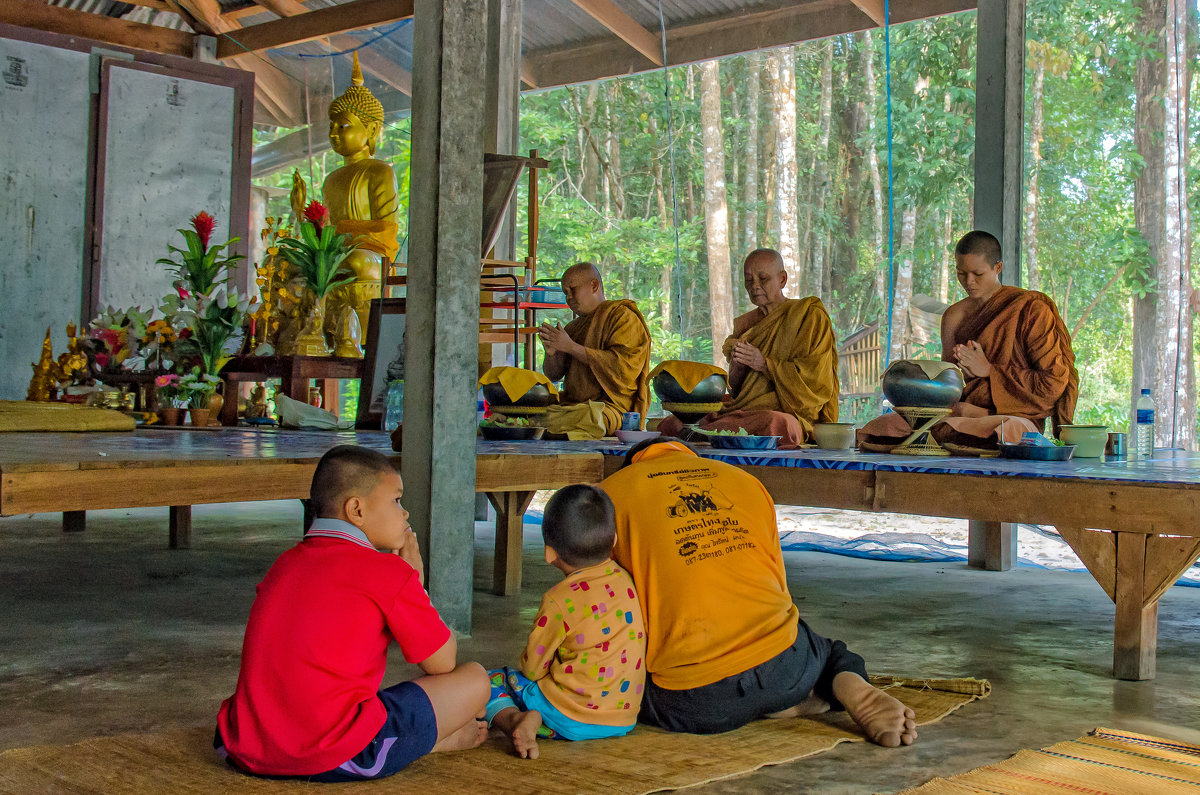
[570,0,663,66]
[214,0,414,59]
[849,0,886,26]
[525,0,976,90]
[2,0,194,57]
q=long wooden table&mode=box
[0,429,602,597]
[3,430,1198,680]
[595,445,1200,682]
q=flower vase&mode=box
[206,389,224,424]
[188,408,210,427]
[159,407,182,426]
[293,293,332,357]
[331,303,363,358]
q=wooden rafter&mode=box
[214,0,414,60]
[849,0,887,26]
[117,0,172,10]
[2,0,193,57]
[570,0,663,66]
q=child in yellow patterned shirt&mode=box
[486,484,646,759]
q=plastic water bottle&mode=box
[1135,388,1155,459]
[382,380,404,431]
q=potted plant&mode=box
[179,367,220,426]
[155,373,185,425]
[274,201,357,356]
[173,285,258,377]
[156,211,244,298]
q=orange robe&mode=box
[551,299,651,436]
[660,297,838,448]
[946,286,1078,430]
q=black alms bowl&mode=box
[651,370,727,404]
[481,381,555,409]
[880,360,964,408]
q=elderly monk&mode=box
[538,263,651,439]
[941,230,1078,431]
[659,249,838,448]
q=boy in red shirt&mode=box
[216,445,490,781]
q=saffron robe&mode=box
[660,297,838,447]
[945,285,1078,430]
[547,299,651,437]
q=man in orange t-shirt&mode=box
[602,440,917,746]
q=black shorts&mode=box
[639,617,868,734]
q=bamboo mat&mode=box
[896,726,1200,794]
[0,676,987,795]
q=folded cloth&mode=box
[0,401,135,432]
[478,367,559,404]
[648,361,728,394]
[275,394,354,430]
[544,401,607,440]
[857,404,1036,454]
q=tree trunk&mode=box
[1133,0,1194,450]
[939,209,952,303]
[578,85,600,207]
[889,205,917,363]
[863,31,887,318]
[811,41,835,301]
[742,52,761,258]
[699,61,734,367]
[766,48,800,293]
[1024,58,1045,291]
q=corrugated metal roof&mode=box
[48,0,191,30]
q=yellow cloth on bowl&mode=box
[890,359,962,381]
[648,360,728,394]
[478,367,559,404]
[0,401,135,432]
[544,401,607,441]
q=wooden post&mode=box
[169,505,192,549]
[967,520,1016,571]
[62,511,86,534]
[403,0,489,633]
[974,0,1026,285]
[486,490,534,595]
[1113,531,1156,680]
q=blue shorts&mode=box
[485,667,635,742]
[216,681,439,782]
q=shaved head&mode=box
[561,261,605,316]
[743,248,788,310]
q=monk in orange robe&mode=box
[538,263,651,438]
[659,249,839,448]
[941,230,1078,432]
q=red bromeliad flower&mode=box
[191,211,216,250]
[303,200,330,232]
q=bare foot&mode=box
[431,717,489,753]
[832,672,917,747]
[766,691,831,718]
[510,710,543,759]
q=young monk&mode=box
[215,445,490,781]
[487,484,646,759]
[941,230,1078,430]
[658,248,839,448]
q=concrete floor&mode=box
[2,501,1199,794]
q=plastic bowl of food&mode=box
[479,423,545,441]
[997,442,1076,461]
[615,429,661,444]
[706,433,780,450]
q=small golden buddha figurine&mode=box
[27,328,60,402]
[322,52,400,356]
[246,382,271,419]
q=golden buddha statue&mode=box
[322,52,400,356]
[27,328,60,402]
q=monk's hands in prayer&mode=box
[538,321,584,361]
[731,340,768,373]
[953,340,992,378]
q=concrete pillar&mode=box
[973,0,1025,287]
[403,0,489,633]
[485,0,523,262]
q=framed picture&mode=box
[358,298,406,428]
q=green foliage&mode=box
[276,222,357,299]
[156,229,243,296]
